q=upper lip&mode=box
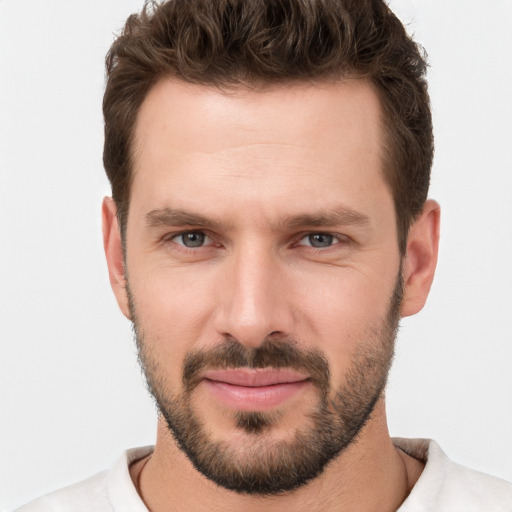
[202,368,309,387]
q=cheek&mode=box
[129,265,219,371]
[290,268,396,380]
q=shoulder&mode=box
[13,471,110,512]
[395,438,512,511]
[12,446,153,512]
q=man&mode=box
[15,0,512,510]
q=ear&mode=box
[401,199,440,317]
[102,197,131,319]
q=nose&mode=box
[213,242,295,348]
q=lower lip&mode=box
[203,379,310,411]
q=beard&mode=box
[129,273,403,496]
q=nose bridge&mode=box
[216,239,292,346]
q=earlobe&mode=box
[102,197,131,319]
[401,199,441,317]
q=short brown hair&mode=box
[103,0,433,254]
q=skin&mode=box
[103,78,440,511]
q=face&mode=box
[120,79,405,494]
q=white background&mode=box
[1,0,511,509]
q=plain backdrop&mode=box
[1,0,511,509]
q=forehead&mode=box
[133,77,384,160]
[130,78,390,225]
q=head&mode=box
[102,0,439,497]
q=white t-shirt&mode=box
[14,439,512,511]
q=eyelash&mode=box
[166,231,215,250]
[164,230,349,251]
[295,232,348,249]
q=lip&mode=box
[201,368,310,411]
[203,368,309,387]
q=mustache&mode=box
[182,335,330,394]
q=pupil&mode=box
[183,232,205,247]
[309,234,333,247]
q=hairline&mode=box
[119,74,412,254]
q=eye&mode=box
[297,233,344,248]
[172,231,209,248]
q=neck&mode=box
[132,399,423,512]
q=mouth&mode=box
[201,368,311,411]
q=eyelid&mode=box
[163,230,214,248]
[161,229,349,250]
[295,232,350,247]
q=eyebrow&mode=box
[145,208,234,231]
[145,206,370,231]
[280,209,371,230]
